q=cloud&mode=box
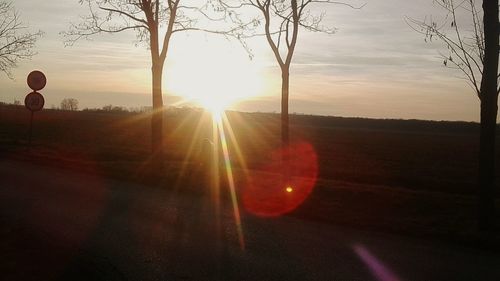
[0,0,490,121]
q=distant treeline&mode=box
[228,111,499,136]
[0,101,203,115]
[1,101,498,135]
[292,114,483,135]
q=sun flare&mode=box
[164,35,266,115]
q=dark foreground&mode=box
[2,160,500,281]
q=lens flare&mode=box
[353,244,402,281]
[213,112,245,250]
[243,141,318,217]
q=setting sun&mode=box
[164,36,266,115]
[4,1,499,280]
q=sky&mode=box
[0,0,496,122]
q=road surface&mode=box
[1,160,499,280]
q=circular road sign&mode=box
[27,70,47,91]
[25,92,45,112]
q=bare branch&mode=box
[0,1,42,79]
[236,0,359,69]
[405,0,487,98]
[64,0,258,60]
[98,6,148,25]
[307,0,365,9]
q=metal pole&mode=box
[28,110,33,146]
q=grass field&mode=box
[1,104,499,248]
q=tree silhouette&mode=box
[0,1,42,79]
[237,0,361,181]
[60,98,79,111]
[407,0,499,230]
[63,0,246,169]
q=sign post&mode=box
[25,70,46,146]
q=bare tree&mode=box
[0,1,43,79]
[63,0,246,169]
[231,0,361,181]
[60,98,79,111]
[407,0,499,230]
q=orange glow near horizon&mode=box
[164,36,267,115]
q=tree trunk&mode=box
[281,68,290,146]
[478,0,499,231]
[151,62,164,170]
[281,67,290,184]
[148,20,165,174]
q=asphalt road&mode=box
[1,160,499,281]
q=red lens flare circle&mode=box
[243,141,318,217]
